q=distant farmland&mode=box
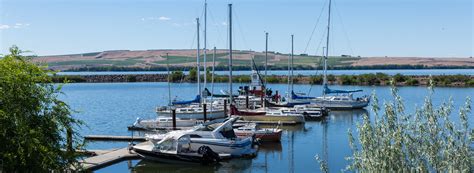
[32,49,474,71]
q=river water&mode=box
[59,82,474,172]
[57,69,474,76]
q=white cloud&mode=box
[0,25,10,30]
[221,22,227,26]
[141,16,171,21]
[158,16,171,21]
[0,23,30,30]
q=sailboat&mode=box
[305,0,369,110]
[266,35,310,107]
[156,2,225,119]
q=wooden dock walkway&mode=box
[84,135,147,142]
[74,142,148,171]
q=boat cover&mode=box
[172,95,201,105]
[291,91,316,100]
[323,84,363,94]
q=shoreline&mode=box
[52,73,474,87]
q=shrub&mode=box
[316,80,473,172]
[405,78,419,85]
[310,75,323,84]
[170,70,184,82]
[393,73,407,83]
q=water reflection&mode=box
[328,109,368,124]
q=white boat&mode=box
[146,117,258,157]
[291,0,370,110]
[311,94,369,110]
[156,104,226,120]
[234,123,283,142]
[155,10,226,120]
[133,132,231,164]
[293,104,329,120]
[132,117,204,129]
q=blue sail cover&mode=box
[291,91,316,100]
[323,84,362,94]
[172,95,201,105]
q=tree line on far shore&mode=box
[64,64,473,72]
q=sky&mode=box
[0,0,472,57]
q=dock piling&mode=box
[172,108,176,130]
[224,100,228,117]
[203,103,207,122]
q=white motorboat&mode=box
[146,117,258,157]
[293,104,329,120]
[133,132,231,164]
[234,123,282,142]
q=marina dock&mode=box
[84,135,146,142]
[74,142,148,171]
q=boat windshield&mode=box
[155,138,177,152]
[193,124,217,131]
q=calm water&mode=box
[59,82,474,173]
[57,69,474,76]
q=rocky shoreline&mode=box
[52,73,474,87]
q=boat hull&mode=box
[238,115,305,124]
[134,147,204,164]
[310,100,369,110]
[157,111,226,120]
[235,130,282,142]
[189,138,256,157]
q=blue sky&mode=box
[0,0,472,57]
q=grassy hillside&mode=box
[33,49,473,71]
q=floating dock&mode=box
[84,135,147,142]
[74,142,148,171]
[236,120,298,125]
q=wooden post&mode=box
[260,86,264,108]
[203,103,207,122]
[275,90,279,103]
[224,100,228,117]
[245,92,249,109]
[172,109,176,130]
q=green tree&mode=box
[187,67,197,82]
[0,46,83,171]
[170,70,184,82]
[393,73,407,83]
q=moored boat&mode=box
[132,117,204,130]
[156,104,226,120]
[234,123,282,142]
[133,133,230,164]
[146,117,258,157]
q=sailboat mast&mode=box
[203,0,207,92]
[167,53,171,106]
[287,54,290,100]
[228,4,233,105]
[196,18,201,103]
[323,0,332,96]
[265,32,268,85]
[211,47,216,100]
[290,35,294,91]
